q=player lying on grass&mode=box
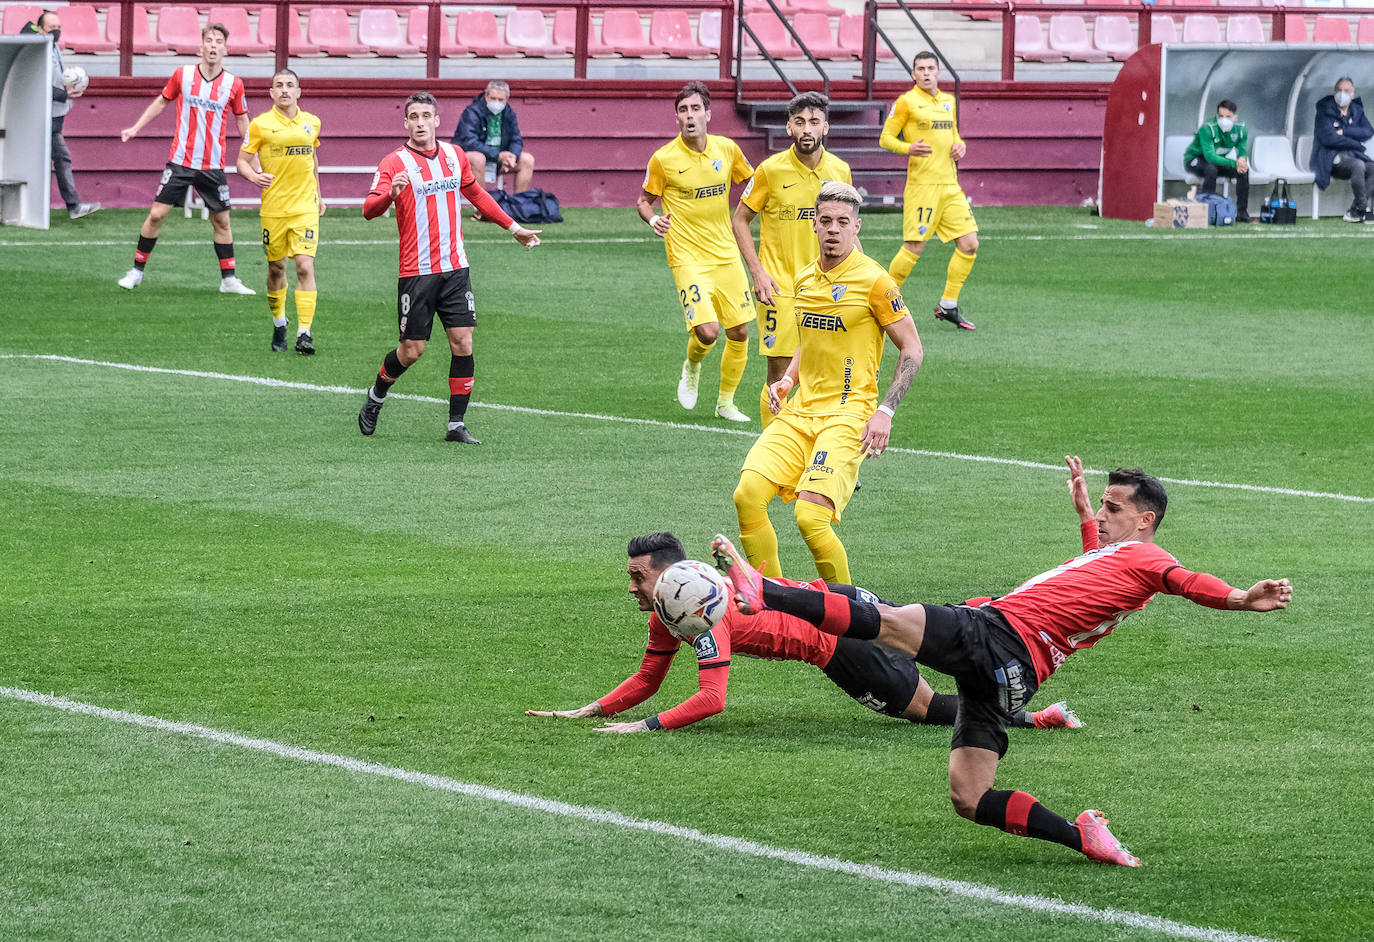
[525,532,1080,734]
[712,457,1292,866]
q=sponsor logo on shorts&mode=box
[799,312,846,332]
[995,661,1031,713]
[763,333,775,348]
[855,693,888,713]
[918,225,929,236]
[692,630,719,660]
[694,184,727,199]
[685,305,696,320]
[856,588,880,604]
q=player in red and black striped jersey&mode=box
[716,456,1292,866]
[524,532,1080,734]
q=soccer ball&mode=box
[652,560,732,641]
[62,66,89,94]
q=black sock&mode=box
[1007,710,1035,728]
[448,354,474,425]
[974,789,1082,850]
[373,350,408,398]
[762,583,881,640]
[134,235,157,271]
[214,241,236,278]
[914,692,959,726]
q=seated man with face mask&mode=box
[453,80,536,193]
[1310,77,1374,223]
[1183,98,1252,223]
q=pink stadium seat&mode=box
[651,10,713,57]
[1048,14,1108,61]
[838,13,895,59]
[359,8,418,56]
[258,7,319,55]
[306,8,370,56]
[504,9,567,56]
[132,5,170,54]
[698,9,721,50]
[792,11,847,59]
[1312,14,1352,42]
[60,4,118,54]
[742,13,802,59]
[1092,14,1136,59]
[1282,14,1309,41]
[408,6,467,57]
[2,4,41,35]
[1224,14,1265,43]
[1358,15,1374,43]
[1181,13,1222,42]
[552,8,576,48]
[1150,14,1178,43]
[591,9,659,57]
[208,7,274,55]
[156,6,204,54]
[456,10,516,56]
[1015,15,1062,61]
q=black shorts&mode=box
[155,163,231,213]
[397,270,476,341]
[917,603,1039,758]
[821,636,922,718]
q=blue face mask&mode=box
[1336,91,1353,109]
[485,100,506,116]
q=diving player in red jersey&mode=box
[713,456,1292,867]
[524,532,1080,734]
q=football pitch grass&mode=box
[1,206,1370,941]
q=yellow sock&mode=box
[267,288,287,322]
[734,470,782,577]
[794,499,849,583]
[887,246,920,287]
[295,290,317,331]
[759,385,775,429]
[718,337,748,400]
[686,332,713,364]
[942,249,976,304]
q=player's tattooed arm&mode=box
[881,349,921,413]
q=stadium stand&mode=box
[358,8,418,56]
[59,4,118,54]
[305,8,370,56]
[1359,15,1374,44]
[1181,13,1222,43]
[742,12,803,59]
[1091,14,1134,60]
[454,9,517,56]
[1014,15,1061,62]
[208,7,275,55]
[131,5,171,55]
[155,5,205,54]
[1225,14,1266,43]
[1048,15,1109,62]
[591,9,660,58]
[2,3,38,34]
[650,9,715,58]
[505,8,568,56]
[1311,14,1352,42]
[837,13,894,59]
[408,5,468,57]
[697,8,721,49]
[1151,14,1179,43]
[1283,13,1309,40]
[791,12,847,59]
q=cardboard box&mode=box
[1152,199,1209,229]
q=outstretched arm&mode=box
[1227,579,1293,612]
[121,94,169,142]
[1066,455,1099,552]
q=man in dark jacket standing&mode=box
[1184,98,1252,223]
[21,10,100,219]
[452,80,535,192]
[1309,77,1374,223]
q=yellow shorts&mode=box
[739,411,866,522]
[672,261,754,333]
[755,292,798,357]
[902,183,977,243]
[261,214,319,261]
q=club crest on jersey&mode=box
[943,102,951,112]
[302,124,312,135]
[831,284,847,302]
[712,159,722,172]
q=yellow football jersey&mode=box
[879,86,963,186]
[740,147,852,295]
[643,134,752,268]
[244,106,322,218]
[787,250,908,419]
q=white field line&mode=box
[0,686,1282,942]
[4,352,1371,505]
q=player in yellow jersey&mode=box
[236,69,324,354]
[637,82,755,422]
[732,182,924,584]
[882,51,979,331]
[732,92,853,430]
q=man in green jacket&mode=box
[1184,99,1253,223]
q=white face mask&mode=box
[486,99,506,115]
[1217,116,1235,133]
[1336,91,1353,108]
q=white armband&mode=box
[507,220,523,233]
[649,215,663,228]
[876,404,895,418]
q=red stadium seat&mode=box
[131,5,170,54]
[207,7,274,55]
[504,9,567,57]
[1048,14,1109,61]
[1092,14,1136,60]
[2,4,41,35]
[552,8,576,48]
[591,9,659,57]
[1015,15,1062,61]
[792,12,847,59]
[651,10,712,57]
[156,6,204,54]
[306,8,370,56]
[1282,13,1309,41]
[408,6,467,57]
[838,13,895,59]
[1150,14,1178,43]
[60,4,118,54]
[698,9,721,50]
[1224,14,1265,43]
[1181,14,1222,43]
[257,7,319,55]
[359,9,418,56]
[456,9,518,56]
[1358,16,1374,44]
[1312,15,1352,42]
[742,14,802,59]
